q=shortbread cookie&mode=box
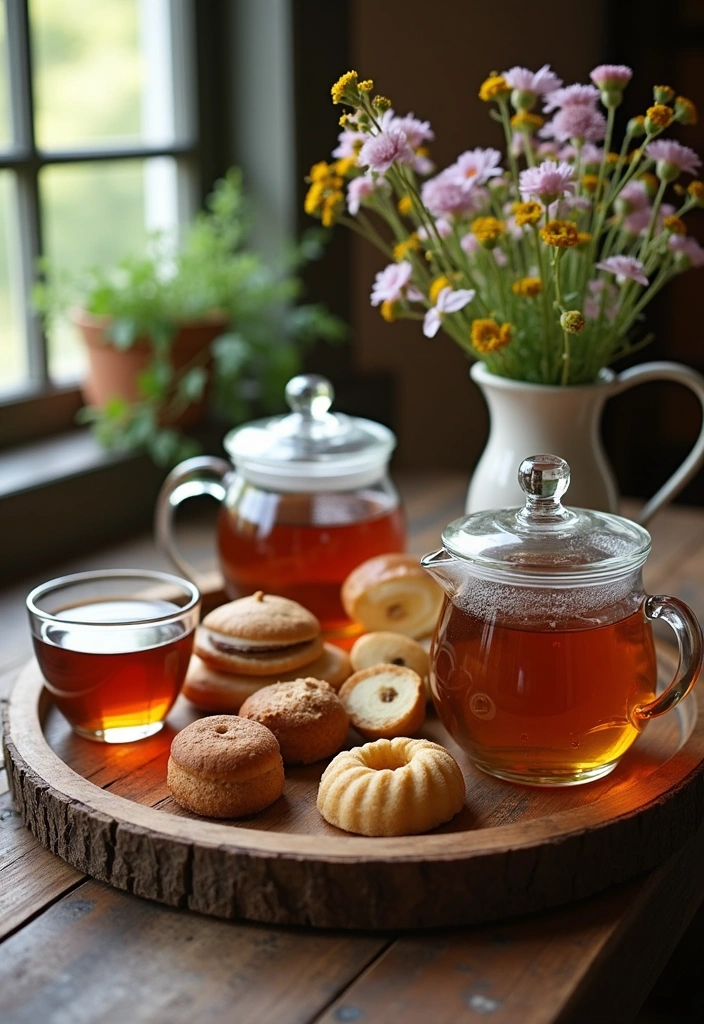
[195,591,323,676]
[338,664,426,740]
[167,715,285,818]
[182,643,351,712]
[239,678,350,765]
[317,737,466,836]
[341,554,443,638]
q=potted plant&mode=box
[34,168,346,466]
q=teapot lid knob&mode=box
[285,374,334,419]
[517,454,571,522]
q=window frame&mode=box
[0,0,204,447]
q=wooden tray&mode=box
[4,645,704,931]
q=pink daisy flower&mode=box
[358,128,414,174]
[347,175,378,215]
[423,287,475,338]
[460,232,479,255]
[541,106,607,143]
[519,160,576,203]
[646,140,702,177]
[385,112,434,149]
[590,65,633,89]
[451,148,504,189]
[616,180,650,212]
[332,128,365,160]
[370,261,414,306]
[669,234,704,268]
[543,83,600,113]
[595,255,649,286]
[559,142,604,166]
[503,64,563,96]
[421,170,487,217]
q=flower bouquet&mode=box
[305,65,703,387]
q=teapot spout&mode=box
[420,548,463,598]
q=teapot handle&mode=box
[154,455,231,583]
[611,361,704,525]
[633,596,703,722]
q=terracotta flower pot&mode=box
[72,309,227,428]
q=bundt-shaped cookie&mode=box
[317,737,465,836]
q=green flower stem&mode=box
[498,100,521,189]
[594,107,615,213]
[338,213,394,259]
[531,224,553,381]
[638,178,668,258]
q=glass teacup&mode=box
[27,569,200,743]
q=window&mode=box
[0,0,200,444]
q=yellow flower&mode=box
[471,319,512,353]
[513,201,543,227]
[429,275,451,304]
[380,300,397,322]
[663,215,687,235]
[645,104,673,131]
[688,180,704,205]
[308,161,333,183]
[331,71,360,105]
[581,174,600,193]
[540,220,580,248]
[472,216,505,246]
[397,195,413,215]
[560,310,585,334]
[304,182,325,216]
[675,96,698,126]
[512,277,542,297]
[394,235,421,260]
[359,79,374,93]
[479,73,510,102]
[577,232,592,246]
[334,157,357,177]
[510,111,544,132]
[321,192,344,227]
[373,95,392,111]
[653,85,675,104]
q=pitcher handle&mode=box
[154,455,231,583]
[633,595,703,722]
[611,361,704,525]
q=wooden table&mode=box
[2,471,704,1024]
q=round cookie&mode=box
[317,737,466,836]
[167,715,284,818]
[239,678,350,765]
[338,664,426,740]
[341,554,443,639]
[182,644,352,712]
[195,591,323,676]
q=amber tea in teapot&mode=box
[156,375,406,641]
[423,455,702,786]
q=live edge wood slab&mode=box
[5,643,704,931]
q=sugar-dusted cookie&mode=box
[239,678,350,765]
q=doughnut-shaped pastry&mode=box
[167,715,284,818]
[341,553,443,638]
[239,678,350,765]
[317,737,465,836]
[338,664,425,739]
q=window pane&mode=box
[0,171,26,392]
[40,159,155,381]
[0,3,10,148]
[31,0,185,150]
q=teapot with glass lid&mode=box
[421,454,703,787]
[156,374,406,640]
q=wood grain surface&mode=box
[2,473,704,1023]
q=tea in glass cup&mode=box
[27,569,201,742]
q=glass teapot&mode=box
[421,454,703,787]
[155,374,406,640]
